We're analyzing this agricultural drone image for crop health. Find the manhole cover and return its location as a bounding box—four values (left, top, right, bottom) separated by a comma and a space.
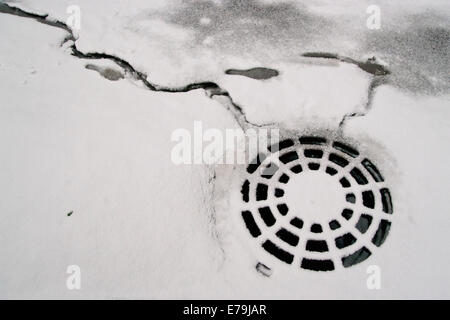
240, 136, 393, 272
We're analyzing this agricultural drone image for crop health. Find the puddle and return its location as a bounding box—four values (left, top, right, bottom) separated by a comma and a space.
302, 52, 390, 76
225, 67, 279, 80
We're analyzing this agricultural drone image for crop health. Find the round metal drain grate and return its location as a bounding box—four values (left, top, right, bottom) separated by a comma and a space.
240, 136, 393, 272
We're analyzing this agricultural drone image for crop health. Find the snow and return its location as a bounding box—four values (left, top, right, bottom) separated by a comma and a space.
217, 61, 372, 128
10, 0, 449, 94
0, 0, 449, 299
344, 86, 450, 298
0, 13, 238, 298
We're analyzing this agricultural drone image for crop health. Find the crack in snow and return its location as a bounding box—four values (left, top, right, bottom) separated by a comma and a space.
0, 3, 73, 36
301, 52, 391, 128
338, 76, 388, 128
0, 2, 261, 130
0, 3, 387, 131
204, 167, 227, 268
1, 3, 401, 276
1, 2, 249, 264
301, 52, 390, 76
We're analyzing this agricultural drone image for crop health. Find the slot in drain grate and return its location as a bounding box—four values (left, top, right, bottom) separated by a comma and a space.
240, 136, 393, 272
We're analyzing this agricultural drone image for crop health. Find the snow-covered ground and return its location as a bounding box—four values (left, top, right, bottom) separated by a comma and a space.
0, 0, 449, 299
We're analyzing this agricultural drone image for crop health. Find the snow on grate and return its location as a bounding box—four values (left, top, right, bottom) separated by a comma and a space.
240, 136, 393, 272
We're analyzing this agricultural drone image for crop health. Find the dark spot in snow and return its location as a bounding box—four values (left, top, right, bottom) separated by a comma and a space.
357, 58, 390, 76
85, 64, 124, 81
225, 67, 279, 80
302, 52, 339, 59
302, 52, 390, 76
256, 262, 272, 277
67, 211, 73, 217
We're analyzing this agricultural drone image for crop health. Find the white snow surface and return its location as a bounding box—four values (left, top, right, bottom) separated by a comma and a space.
0, 14, 239, 299
0, 0, 449, 299
217, 61, 371, 128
